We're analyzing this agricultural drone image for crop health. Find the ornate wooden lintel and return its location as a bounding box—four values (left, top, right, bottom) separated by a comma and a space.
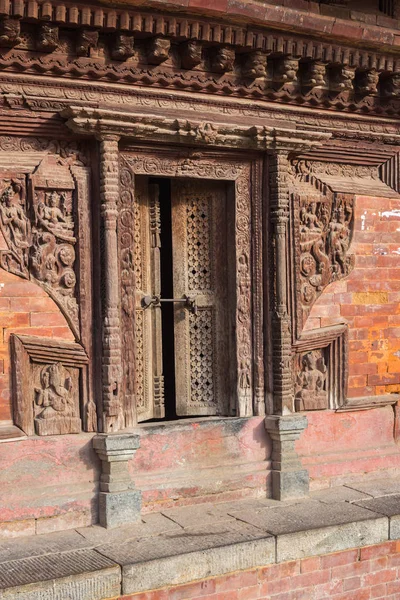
62, 106, 330, 153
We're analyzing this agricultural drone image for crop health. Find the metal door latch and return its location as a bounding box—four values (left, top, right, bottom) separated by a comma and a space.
142, 294, 197, 314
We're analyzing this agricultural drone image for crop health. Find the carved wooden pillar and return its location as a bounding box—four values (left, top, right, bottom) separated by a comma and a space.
98, 135, 124, 432
269, 151, 294, 415
266, 149, 309, 500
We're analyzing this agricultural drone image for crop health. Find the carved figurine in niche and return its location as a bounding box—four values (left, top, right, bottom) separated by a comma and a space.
0, 18, 21, 47
242, 51, 268, 79
355, 69, 379, 95
381, 72, 400, 98
295, 351, 328, 411
112, 33, 134, 61
180, 40, 202, 70
210, 47, 235, 74
34, 362, 81, 435
36, 23, 59, 52
76, 30, 99, 57
0, 182, 31, 277
273, 57, 298, 85
301, 61, 327, 88
329, 66, 355, 92
147, 37, 171, 65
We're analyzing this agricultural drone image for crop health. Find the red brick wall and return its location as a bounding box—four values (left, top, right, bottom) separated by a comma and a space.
0, 270, 74, 422
305, 194, 400, 399
118, 541, 400, 600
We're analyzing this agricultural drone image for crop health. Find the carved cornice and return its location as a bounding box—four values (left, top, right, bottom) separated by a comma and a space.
0, 4, 399, 117
62, 106, 331, 152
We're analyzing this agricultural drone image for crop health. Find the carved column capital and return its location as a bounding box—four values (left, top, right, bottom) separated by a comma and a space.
96, 133, 121, 143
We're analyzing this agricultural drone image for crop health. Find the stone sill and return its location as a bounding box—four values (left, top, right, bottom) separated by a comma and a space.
0, 423, 26, 443
1, 479, 400, 598
337, 393, 400, 411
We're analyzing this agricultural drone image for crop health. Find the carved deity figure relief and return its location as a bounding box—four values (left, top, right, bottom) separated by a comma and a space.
0, 160, 79, 336
34, 362, 81, 435
295, 350, 328, 411
295, 181, 354, 323
0, 181, 31, 278
36, 191, 74, 239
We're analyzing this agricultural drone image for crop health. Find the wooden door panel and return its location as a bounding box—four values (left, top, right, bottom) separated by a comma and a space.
171, 179, 228, 416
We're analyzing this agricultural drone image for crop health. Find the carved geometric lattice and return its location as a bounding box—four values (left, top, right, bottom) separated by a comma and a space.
189, 309, 215, 406
187, 196, 212, 291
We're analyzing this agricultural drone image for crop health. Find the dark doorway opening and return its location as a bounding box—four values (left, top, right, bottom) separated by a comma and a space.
150, 177, 177, 420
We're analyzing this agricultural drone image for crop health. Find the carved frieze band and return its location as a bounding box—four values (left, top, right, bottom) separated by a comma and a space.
1, 7, 400, 116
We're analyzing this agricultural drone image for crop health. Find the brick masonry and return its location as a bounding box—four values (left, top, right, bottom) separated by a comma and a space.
0, 269, 74, 422
117, 541, 400, 600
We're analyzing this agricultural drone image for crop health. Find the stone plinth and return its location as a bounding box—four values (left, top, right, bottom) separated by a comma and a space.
93, 433, 141, 528
265, 414, 309, 501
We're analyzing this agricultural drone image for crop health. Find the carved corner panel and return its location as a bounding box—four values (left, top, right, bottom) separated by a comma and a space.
118, 149, 263, 419
11, 334, 95, 435
287, 160, 358, 413
290, 176, 355, 337
0, 150, 92, 344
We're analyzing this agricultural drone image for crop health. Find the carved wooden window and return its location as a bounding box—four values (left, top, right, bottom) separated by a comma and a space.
119, 150, 262, 422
